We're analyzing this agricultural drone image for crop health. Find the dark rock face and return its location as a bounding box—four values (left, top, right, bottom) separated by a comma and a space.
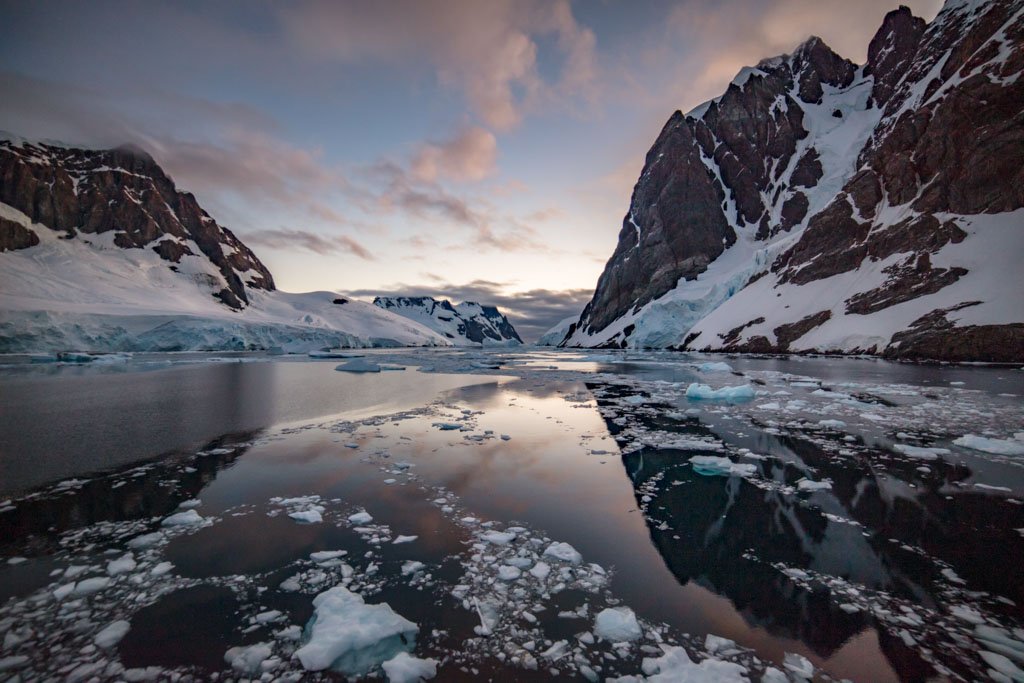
0, 216, 39, 251
0, 139, 275, 309
571, 35, 860, 341
885, 302, 1024, 363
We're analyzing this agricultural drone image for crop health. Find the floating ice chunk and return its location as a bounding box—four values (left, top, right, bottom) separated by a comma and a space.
704, 634, 736, 654
72, 576, 110, 596
817, 419, 846, 429
954, 435, 1024, 456
893, 444, 949, 460
177, 498, 202, 509
348, 511, 374, 525
783, 652, 814, 679
401, 561, 425, 576
797, 479, 832, 492
623, 395, 649, 405
594, 607, 642, 642
543, 542, 582, 565
295, 586, 418, 674
53, 583, 76, 600
689, 456, 756, 478
290, 509, 324, 524
126, 532, 162, 548
381, 652, 438, 683
500, 434, 511, 441
658, 438, 725, 452
480, 530, 517, 546
529, 561, 551, 580
224, 642, 273, 674
432, 422, 462, 431
698, 361, 733, 372
311, 550, 348, 562
640, 645, 749, 682
685, 383, 755, 402
106, 553, 136, 575
393, 535, 418, 545
151, 561, 174, 576
335, 359, 381, 373
94, 620, 130, 648
161, 509, 206, 527
256, 610, 283, 624
497, 566, 521, 581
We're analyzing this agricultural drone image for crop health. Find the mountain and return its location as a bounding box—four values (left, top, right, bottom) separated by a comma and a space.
537, 315, 579, 346
373, 296, 522, 346
0, 137, 450, 352
563, 0, 1024, 362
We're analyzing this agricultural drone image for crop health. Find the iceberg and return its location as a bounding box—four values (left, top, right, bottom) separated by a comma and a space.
295, 586, 418, 674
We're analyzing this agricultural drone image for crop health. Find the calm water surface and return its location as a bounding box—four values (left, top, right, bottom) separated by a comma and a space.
1, 350, 1021, 681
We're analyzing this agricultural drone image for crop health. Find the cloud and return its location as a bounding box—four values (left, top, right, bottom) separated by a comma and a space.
652, 0, 943, 113
347, 279, 592, 342
245, 229, 374, 260
411, 126, 498, 183
279, 0, 598, 129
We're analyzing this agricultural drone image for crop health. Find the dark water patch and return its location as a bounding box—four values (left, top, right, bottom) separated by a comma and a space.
120, 585, 244, 671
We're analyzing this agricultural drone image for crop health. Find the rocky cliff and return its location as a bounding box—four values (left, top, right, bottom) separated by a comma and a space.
563, 0, 1024, 362
0, 137, 274, 309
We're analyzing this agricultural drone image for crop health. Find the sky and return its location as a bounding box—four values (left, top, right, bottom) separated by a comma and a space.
0, 0, 941, 340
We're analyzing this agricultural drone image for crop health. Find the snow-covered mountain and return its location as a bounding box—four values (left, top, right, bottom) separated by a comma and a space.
562, 0, 1024, 362
0, 137, 450, 352
537, 315, 579, 346
373, 296, 522, 346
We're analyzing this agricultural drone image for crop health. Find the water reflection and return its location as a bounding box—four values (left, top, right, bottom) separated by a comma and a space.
599, 386, 1024, 681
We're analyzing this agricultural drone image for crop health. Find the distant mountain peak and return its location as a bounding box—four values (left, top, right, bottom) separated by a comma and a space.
373, 295, 522, 346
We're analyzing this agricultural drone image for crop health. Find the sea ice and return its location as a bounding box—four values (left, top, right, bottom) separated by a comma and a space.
289, 509, 324, 524
640, 645, 749, 682
381, 652, 438, 683
685, 383, 755, 402
953, 434, 1024, 456
393, 535, 418, 544
797, 479, 832, 492
348, 511, 374, 525
335, 359, 382, 373
160, 509, 205, 526
698, 362, 734, 372
480, 530, 517, 545
94, 620, 130, 648
106, 552, 136, 575
295, 586, 418, 674
689, 456, 756, 478
893, 444, 949, 460
543, 542, 583, 564
224, 642, 273, 675
594, 607, 642, 642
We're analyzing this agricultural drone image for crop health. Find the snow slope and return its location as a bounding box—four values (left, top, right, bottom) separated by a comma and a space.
0, 202, 450, 352
537, 315, 579, 346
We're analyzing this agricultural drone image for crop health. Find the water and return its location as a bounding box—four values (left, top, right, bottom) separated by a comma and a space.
1, 349, 1022, 681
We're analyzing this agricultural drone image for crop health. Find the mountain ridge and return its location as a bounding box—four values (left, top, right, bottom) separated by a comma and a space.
561, 0, 1024, 362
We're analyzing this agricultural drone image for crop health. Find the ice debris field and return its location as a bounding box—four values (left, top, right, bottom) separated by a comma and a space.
0, 347, 1023, 682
